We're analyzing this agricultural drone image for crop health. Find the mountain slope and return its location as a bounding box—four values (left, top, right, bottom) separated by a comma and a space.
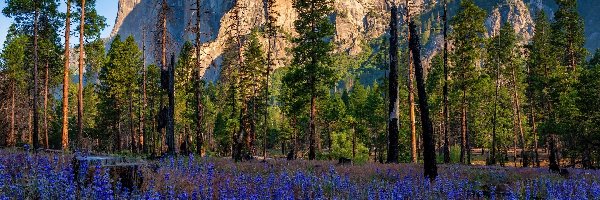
110, 0, 596, 81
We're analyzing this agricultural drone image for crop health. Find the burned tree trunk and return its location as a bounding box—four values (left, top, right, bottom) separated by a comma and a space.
386, 5, 400, 164
409, 21, 437, 179
548, 134, 560, 172
165, 54, 175, 155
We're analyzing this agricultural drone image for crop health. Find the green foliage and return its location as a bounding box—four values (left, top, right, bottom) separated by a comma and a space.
96, 35, 142, 151
1, 31, 29, 89
450, 0, 487, 92
330, 131, 369, 163
284, 0, 337, 101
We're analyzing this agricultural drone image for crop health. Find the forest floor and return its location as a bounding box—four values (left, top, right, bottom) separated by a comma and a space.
1, 148, 599, 199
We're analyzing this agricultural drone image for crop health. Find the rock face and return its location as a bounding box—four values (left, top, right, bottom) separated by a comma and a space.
109, 0, 596, 81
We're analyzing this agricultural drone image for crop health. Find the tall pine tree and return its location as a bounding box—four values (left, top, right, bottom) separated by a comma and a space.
284, 0, 336, 160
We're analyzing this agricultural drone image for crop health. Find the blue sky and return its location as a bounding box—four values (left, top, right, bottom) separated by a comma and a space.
0, 0, 118, 46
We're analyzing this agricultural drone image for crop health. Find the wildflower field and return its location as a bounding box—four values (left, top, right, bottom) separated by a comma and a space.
0, 149, 599, 200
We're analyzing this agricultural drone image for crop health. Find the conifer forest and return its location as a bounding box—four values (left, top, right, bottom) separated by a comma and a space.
1, 0, 600, 199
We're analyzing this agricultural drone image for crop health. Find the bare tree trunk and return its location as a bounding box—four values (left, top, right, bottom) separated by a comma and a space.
532, 109, 539, 167
140, 31, 147, 153
549, 134, 560, 172
308, 95, 317, 160
62, 0, 71, 151
28, 103, 32, 144
460, 89, 467, 164
262, 0, 274, 160
352, 125, 356, 160
130, 95, 136, 153
409, 21, 437, 179
9, 82, 16, 147
511, 67, 526, 167
491, 51, 500, 165
386, 6, 400, 164
166, 54, 175, 155
195, 0, 205, 156
406, 0, 417, 164
32, 8, 41, 151
442, 0, 450, 164
44, 61, 49, 149
77, 0, 86, 150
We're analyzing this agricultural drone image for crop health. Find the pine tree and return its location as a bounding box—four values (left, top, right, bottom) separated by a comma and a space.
0, 28, 29, 147
487, 23, 525, 166
3, 0, 61, 151
62, 0, 72, 151
73, 0, 107, 149
526, 10, 555, 168
98, 35, 142, 152
450, 0, 486, 164
551, 0, 586, 72
576, 50, 600, 169
284, 0, 336, 160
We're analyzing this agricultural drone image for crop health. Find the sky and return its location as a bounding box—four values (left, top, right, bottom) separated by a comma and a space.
0, 0, 118, 46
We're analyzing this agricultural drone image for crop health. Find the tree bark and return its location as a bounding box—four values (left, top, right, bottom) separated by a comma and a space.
548, 134, 560, 172
166, 54, 175, 155
9, 82, 16, 147
386, 6, 400, 164
44, 61, 49, 149
195, 0, 205, 156
405, 0, 418, 164
442, 0, 450, 164
511, 67, 526, 167
130, 95, 136, 153
32, 8, 40, 151
262, 0, 274, 160
62, 0, 71, 151
77, 0, 86, 150
140, 31, 147, 153
308, 95, 317, 160
460, 89, 467, 164
490, 50, 500, 165
409, 21, 437, 179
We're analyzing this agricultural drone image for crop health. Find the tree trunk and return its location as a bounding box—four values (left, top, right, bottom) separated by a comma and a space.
406, 0, 417, 164
195, 0, 205, 156
352, 125, 356, 160
548, 134, 560, 172
511, 67, 526, 167
386, 6, 400, 164
140, 31, 147, 154
490, 55, 500, 165
442, 0, 450, 164
460, 89, 467, 164
129, 96, 136, 153
9, 82, 16, 147
31, 8, 41, 151
44, 61, 49, 149
62, 0, 71, 151
166, 54, 175, 155
308, 95, 317, 160
77, 0, 86, 150
532, 111, 539, 167
409, 21, 437, 179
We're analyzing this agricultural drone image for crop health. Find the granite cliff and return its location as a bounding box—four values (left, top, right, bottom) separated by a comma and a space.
109, 0, 596, 81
